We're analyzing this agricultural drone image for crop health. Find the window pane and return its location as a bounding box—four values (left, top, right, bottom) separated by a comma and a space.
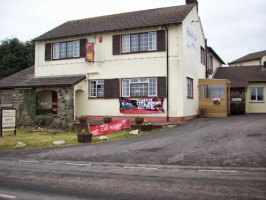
73, 41, 80, 57
122, 35, 130, 53
187, 78, 192, 97
67, 42, 73, 57
130, 83, 148, 97
148, 32, 157, 51
201, 84, 224, 98
90, 81, 97, 97
140, 33, 148, 51
148, 78, 157, 96
97, 83, 104, 97
122, 80, 130, 97
250, 88, 256, 101
53, 43, 60, 59
257, 88, 264, 101
131, 34, 139, 52
60, 43, 66, 58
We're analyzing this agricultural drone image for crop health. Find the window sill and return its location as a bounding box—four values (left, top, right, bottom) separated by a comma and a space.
51, 56, 84, 61
187, 97, 193, 99
249, 101, 264, 103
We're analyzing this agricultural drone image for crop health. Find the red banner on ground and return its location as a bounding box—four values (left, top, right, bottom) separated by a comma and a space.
90, 119, 130, 136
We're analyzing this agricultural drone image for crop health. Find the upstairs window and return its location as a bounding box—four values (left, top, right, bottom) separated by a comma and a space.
201, 46, 205, 65
250, 88, 264, 102
53, 40, 80, 60
122, 32, 157, 53
207, 55, 213, 70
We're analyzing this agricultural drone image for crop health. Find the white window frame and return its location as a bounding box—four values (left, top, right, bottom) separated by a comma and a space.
90, 80, 104, 98
122, 32, 157, 54
122, 78, 157, 97
53, 40, 80, 59
148, 32, 157, 51
122, 35, 130, 53
250, 87, 264, 102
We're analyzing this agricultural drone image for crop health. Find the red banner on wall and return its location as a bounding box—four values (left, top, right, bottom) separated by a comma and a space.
85, 42, 94, 62
119, 97, 164, 113
90, 119, 129, 136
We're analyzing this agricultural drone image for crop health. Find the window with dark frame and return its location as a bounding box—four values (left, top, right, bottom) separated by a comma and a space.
90, 80, 104, 98
53, 40, 80, 59
187, 78, 193, 98
200, 46, 205, 65
122, 32, 157, 54
208, 54, 213, 70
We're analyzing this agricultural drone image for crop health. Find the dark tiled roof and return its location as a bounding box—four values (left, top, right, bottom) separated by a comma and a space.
0, 66, 86, 88
213, 66, 266, 88
229, 50, 266, 64
34, 4, 195, 41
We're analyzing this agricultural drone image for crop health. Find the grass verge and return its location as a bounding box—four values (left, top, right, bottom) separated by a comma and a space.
0, 128, 159, 152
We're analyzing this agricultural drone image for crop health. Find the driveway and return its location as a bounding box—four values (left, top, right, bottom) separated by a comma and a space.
1, 114, 266, 167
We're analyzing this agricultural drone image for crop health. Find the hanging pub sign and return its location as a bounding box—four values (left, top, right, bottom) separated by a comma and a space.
85, 41, 94, 62
119, 97, 164, 113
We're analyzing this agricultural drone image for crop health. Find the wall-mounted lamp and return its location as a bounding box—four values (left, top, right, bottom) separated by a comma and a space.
99, 36, 102, 42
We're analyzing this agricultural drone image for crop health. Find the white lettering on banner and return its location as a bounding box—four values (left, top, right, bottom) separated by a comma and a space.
136, 99, 162, 110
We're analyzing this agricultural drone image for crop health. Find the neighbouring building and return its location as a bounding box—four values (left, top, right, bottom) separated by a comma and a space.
228, 50, 266, 67
213, 64, 266, 114
0, 0, 225, 125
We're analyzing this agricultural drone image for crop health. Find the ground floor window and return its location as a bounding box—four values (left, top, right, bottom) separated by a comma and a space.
187, 77, 193, 98
122, 78, 157, 97
90, 80, 104, 98
0, 90, 13, 105
250, 87, 264, 102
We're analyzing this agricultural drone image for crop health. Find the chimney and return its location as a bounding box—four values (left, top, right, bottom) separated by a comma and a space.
186, 0, 198, 11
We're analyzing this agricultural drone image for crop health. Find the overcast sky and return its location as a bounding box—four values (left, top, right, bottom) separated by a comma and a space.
0, 0, 265, 64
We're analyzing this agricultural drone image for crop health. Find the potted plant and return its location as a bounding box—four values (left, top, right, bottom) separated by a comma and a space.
103, 114, 112, 124
135, 115, 144, 125
77, 129, 92, 143
140, 120, 152, 131
78, 115, 87, 124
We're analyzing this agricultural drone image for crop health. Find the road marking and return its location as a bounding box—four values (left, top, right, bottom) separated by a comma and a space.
198, 169, 237, 173
19, 160, 39, 164
0, 193, 16, 199
124, 166, 157, 170
65, 162, 92, 167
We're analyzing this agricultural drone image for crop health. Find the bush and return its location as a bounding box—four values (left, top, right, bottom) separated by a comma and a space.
34, 115, 55, 128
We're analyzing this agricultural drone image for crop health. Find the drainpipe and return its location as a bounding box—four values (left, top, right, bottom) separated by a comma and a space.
165, 26, 169, 122
205, 39, 208, 79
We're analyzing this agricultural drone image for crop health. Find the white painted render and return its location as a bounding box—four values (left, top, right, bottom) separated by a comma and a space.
246, 83, 266, 113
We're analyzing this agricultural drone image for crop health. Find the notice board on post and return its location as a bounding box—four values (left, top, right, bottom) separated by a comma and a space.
0, 108, 17, 137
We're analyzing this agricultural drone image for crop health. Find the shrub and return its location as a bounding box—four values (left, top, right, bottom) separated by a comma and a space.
34, 115, 55, 128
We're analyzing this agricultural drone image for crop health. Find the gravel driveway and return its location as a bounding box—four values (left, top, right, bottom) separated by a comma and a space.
1, 114, 266, 167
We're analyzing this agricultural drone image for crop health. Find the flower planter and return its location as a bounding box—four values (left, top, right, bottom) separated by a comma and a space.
135, 117, 144, 125
140, 124, 152, 131
103, 117, 112, 124
77, 133, 92, 143
79, 117, 87, 124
